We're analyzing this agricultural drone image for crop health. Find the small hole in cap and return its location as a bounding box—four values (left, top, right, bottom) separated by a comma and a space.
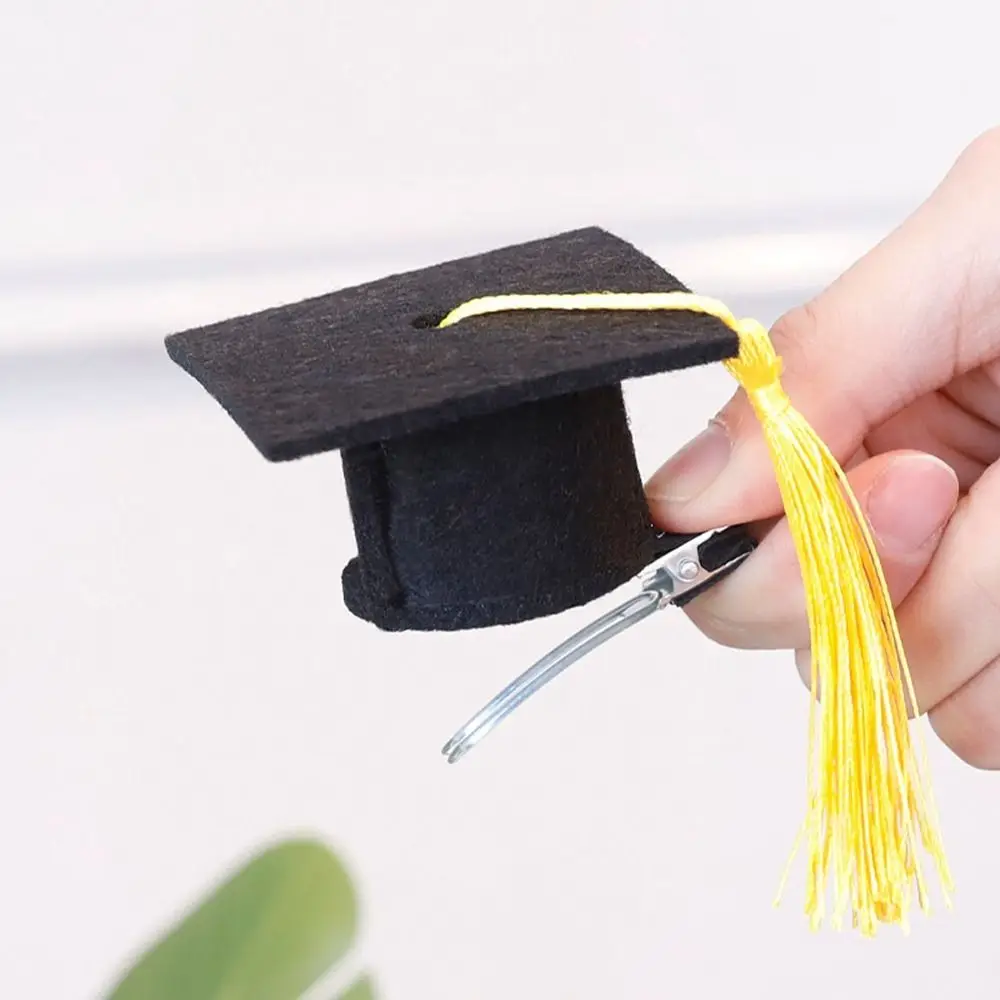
412, 312, 447, 329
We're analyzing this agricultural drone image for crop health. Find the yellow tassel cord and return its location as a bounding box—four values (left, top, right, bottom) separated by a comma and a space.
439, 292, 953, 935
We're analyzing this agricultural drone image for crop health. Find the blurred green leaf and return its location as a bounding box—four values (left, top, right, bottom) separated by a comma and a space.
106, 839, 357, 1000
335, 975, 377, 1000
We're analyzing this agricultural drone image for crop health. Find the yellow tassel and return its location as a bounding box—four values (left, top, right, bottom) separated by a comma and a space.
439, 291, 953, 935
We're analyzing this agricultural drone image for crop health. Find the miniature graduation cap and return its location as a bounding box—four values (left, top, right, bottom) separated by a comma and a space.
165, 227, 742, 633
165, 225, 952, 936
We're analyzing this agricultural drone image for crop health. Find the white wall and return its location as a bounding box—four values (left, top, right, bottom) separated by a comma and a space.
4, 0, 995, 262
3, 0, 998, 353
2, 2, 1000, 998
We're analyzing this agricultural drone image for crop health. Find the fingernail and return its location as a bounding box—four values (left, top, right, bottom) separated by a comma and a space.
646, 420, 732, 503
866, 454, 958, 553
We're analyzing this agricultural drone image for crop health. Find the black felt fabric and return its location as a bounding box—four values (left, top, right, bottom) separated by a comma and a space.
341, 385, 654, 631
165, 227, 737, 461
163, 226, 741, 632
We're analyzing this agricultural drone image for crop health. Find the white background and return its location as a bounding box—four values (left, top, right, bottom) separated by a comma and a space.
2, 1, 1000, 997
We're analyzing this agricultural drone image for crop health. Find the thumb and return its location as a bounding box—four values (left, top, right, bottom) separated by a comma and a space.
647, 127, 1000, 532
681, 449, 958, 653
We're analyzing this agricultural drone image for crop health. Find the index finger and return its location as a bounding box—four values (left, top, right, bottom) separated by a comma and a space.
647, 128, 1000, 533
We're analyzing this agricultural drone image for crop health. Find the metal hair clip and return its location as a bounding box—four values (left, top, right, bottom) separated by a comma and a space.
442, 524, 757, 763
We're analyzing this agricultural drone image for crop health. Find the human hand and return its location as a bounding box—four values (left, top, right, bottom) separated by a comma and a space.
646, 128, 1000, 769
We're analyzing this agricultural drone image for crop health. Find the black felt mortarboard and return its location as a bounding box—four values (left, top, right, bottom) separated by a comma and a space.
164, 226, 961, 938
165, 227, 738, 632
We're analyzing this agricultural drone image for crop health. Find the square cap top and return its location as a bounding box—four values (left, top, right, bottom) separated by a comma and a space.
165, 226, 738, 461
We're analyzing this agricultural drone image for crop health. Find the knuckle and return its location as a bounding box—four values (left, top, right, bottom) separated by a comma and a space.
955, 737, 1000, 771
769, 298, 872, 444
769, 301, 821, 366
923, 482, 1000, 770
929, 631, 1000, 769
931, 679, 1000, 770
959, 482, 1000, 619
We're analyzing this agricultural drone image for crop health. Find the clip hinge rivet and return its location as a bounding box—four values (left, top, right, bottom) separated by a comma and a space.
674, 558, 700, 582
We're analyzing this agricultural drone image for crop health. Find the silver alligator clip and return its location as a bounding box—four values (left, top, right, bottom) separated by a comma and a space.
442, 525, 756, 763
